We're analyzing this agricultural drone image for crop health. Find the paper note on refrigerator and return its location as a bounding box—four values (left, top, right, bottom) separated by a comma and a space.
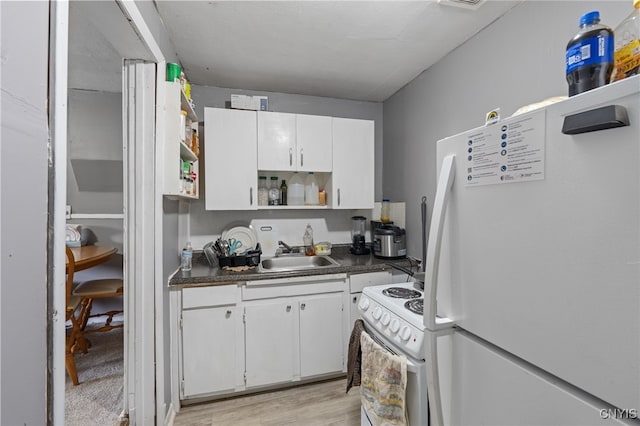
464, 110, 545, 187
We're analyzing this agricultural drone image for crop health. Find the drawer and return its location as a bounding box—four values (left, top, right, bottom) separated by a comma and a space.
349, 271, 392, 293
182, 284, 239, 309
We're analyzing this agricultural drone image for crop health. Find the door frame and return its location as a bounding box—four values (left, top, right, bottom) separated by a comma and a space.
51, 1, 167, 424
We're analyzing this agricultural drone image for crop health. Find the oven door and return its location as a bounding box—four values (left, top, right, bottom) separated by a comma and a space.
361, 327, 429, 426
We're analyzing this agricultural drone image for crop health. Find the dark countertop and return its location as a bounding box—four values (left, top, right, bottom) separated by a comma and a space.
169, 244, 420, 288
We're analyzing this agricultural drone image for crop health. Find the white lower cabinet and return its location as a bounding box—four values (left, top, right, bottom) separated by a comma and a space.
179, 285, 244, 399
177, 275, 347, 403
243, 274, 347, 389
244, 300, 296, 387
299, 293, 344, 377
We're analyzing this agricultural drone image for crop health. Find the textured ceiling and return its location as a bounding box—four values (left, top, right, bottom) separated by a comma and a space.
69, 1, 520, 101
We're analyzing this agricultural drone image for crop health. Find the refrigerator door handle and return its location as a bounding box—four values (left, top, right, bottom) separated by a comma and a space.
424, 154, 456, 331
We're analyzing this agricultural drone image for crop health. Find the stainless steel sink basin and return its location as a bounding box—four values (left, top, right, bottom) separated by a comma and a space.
260, 255, 340, 272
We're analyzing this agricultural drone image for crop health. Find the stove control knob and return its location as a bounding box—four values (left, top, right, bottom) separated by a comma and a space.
389, 319, 400, 333
372, 307, 383, 320
358, 298, 370, 311
399, 326, 412, 341
381, 312, 391, 326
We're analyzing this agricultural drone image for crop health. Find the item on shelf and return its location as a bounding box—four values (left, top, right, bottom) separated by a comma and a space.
268, 176, 280, 205
166, 63, 181, 82
288, 172, 305, 205
230, 94, 269, 111
318, 189, 326, 206
184, 82, 191, 100
611, 0, 640, 82
279, 179, 288, 205
180, 110, 187, 142
304, 172, 319, 205
258, 176, 269, 206
303, 224, 315, 256
566, 10, 614, 96
191, 126, 199, 156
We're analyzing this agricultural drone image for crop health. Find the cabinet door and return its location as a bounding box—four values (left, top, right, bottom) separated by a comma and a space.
257, 111, 296, 171
181, 306, 241, 397
204, 107, 257, 210
245, 301, 296, 387
331, 117, 374, 209
299, 293, 344, 378
296, 114, 332, 172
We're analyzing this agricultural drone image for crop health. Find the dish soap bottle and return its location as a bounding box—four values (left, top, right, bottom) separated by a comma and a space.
303, 224, 315, 256
611, 0, 640, 82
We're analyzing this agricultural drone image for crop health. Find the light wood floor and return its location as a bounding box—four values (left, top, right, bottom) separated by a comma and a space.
173, 378, 361, 426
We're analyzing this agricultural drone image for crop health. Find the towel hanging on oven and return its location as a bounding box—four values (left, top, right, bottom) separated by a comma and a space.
346, 319, 365, 393
360, 332, 408, 426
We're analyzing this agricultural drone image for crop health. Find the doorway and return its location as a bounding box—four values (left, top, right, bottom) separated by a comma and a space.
57, 1, 161, 425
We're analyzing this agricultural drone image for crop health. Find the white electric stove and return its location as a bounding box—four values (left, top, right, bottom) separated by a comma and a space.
357, 281, 429, 426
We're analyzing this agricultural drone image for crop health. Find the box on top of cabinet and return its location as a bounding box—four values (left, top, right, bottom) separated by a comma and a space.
231, 94, 268, 111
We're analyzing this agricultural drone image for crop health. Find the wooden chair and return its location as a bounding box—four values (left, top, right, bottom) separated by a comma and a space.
72, 274, 124, 335
65, 246, 87, 385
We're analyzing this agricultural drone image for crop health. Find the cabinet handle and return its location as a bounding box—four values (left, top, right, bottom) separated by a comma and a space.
353, 296, 357, 303
289, 148, 293, 166
226, 310, 232, 316
338, 188, 341, 206
286, 305, 292, 312
249, 187, 253, 205
300, 149, 304, 167
301, 303, 306, 310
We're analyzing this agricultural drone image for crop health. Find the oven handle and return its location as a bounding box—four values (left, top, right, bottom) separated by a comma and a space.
365, 330, 422, 372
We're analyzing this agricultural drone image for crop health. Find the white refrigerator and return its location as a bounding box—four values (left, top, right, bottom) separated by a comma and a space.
424, 75, 640, 426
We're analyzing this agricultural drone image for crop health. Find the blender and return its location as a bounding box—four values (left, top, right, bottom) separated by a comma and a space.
350, 216, 370, 255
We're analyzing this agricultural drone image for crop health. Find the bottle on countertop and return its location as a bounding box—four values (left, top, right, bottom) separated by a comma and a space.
611, 0, 640, 82
279, 179, 288, 205
288, 172, 305, 206
181, 241, 193, 271
268, 176, 280, 205
566, 10, 614, 96
381, 198, 391, 223
303, 224, 315, 256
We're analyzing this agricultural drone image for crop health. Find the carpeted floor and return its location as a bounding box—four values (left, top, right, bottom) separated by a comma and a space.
65, 326, 124, 426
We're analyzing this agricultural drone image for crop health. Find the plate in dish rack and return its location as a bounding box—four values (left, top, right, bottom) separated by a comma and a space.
222, 225, 258, 252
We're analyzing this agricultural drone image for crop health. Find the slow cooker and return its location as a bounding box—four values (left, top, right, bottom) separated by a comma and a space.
372, 225, 407, 259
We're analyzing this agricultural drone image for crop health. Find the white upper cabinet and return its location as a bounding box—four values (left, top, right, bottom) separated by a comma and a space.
204, 107, 257, 210
295, 114, 332, 172
331, 117, 374, 209
258, 111, 332, 172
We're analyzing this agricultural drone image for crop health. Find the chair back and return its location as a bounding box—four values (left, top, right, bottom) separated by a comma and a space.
65, 246, 75, 310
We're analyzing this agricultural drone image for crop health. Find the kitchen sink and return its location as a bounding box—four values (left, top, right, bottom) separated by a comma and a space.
260, 255, 340, 272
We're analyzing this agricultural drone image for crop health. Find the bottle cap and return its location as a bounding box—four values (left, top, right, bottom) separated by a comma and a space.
579, 11, 600, 26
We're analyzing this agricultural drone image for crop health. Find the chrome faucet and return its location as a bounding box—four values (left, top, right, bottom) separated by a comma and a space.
278, 240, 293, 252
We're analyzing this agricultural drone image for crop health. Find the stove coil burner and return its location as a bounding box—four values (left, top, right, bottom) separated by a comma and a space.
404, 298, 424, 315
382, 287, 422, 299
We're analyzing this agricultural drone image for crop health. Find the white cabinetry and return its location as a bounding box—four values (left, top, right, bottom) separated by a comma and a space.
331, 117, 374, 209
204, 107, 257, 210
179, 285, 243, 399
244, 300, 296, 387
164, 81, 199, 199
257, 111, 332, 172
243, 274, 346, 388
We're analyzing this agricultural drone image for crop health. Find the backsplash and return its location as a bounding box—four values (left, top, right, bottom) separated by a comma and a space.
188, 202, 405, 257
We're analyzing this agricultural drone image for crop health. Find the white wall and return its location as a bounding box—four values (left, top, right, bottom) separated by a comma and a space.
0, 1, 50, 424
383, 1, 630, 259
188, 85, 384, 249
